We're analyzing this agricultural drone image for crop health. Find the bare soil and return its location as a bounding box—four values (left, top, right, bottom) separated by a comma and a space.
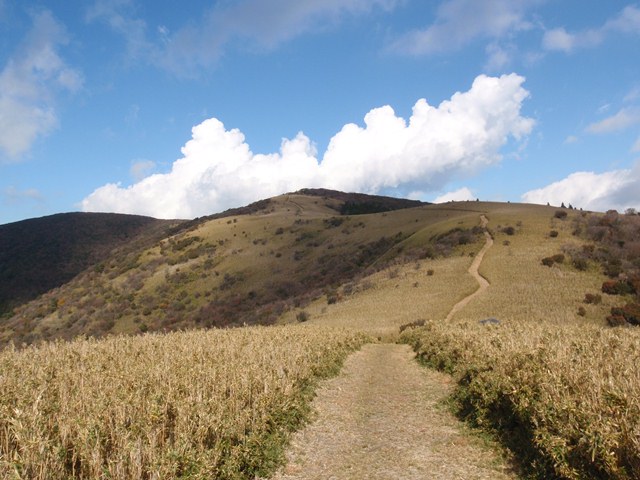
445, 214, 493, 321
270, 343, 517, 480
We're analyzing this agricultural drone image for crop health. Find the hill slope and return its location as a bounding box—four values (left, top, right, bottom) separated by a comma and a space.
1, 191, 434, 345
0, 212, 184, 318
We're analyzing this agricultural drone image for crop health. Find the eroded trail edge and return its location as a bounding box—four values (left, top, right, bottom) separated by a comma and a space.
270, 344, 516, 480
445, 214, 493, 322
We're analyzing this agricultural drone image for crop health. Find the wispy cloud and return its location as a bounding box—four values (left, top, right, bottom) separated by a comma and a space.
543, 4, 640, 53
388, 0, 541, 56
0, 10, 82, 160
85, 0, 152, 62
129, 159, 156, 181
87, 0, 400, 75
585, 108, 640, 134
81, 73, 534, 218
2, 186, 44, 205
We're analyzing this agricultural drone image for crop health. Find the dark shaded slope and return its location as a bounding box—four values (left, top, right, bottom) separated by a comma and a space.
295, 188, 427, 214
0, 212, 183, 316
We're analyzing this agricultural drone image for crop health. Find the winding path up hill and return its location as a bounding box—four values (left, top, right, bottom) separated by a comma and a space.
270, 216, 518, 479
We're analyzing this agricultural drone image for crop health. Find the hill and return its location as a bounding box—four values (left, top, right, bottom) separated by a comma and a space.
0, 212, 185, 318
0, 190, 431, 346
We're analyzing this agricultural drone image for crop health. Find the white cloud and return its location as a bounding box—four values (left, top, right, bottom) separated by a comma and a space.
564, 135, 578, 144
543, 5, 640, 53
0, 10, 82, 160
389, 0, 540, 55
541, 27, 575, 52
87, 0, 400, 74
632, 137, 640, 152
81, 73, 534, 218
585, 108, 640, 134
432, 187, 475, 203
522, 163, 640, 212
130, 159, 156, 181
484, 42, 512, 71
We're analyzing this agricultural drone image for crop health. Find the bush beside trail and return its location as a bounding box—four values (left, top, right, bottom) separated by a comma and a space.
401, 320, 640, 479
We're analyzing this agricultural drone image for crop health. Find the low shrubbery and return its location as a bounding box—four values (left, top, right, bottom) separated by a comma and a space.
401, 320, 640, 479
541, 253, 564, 267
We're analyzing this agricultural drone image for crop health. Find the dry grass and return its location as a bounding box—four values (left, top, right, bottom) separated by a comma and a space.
401, 320, 640, 479
0, 325, 368, 479
453, 206, 615, 325
283, 254, 479, 336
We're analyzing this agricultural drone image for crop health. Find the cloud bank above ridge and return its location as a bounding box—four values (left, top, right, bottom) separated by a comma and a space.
522, 164, 640, 212
81, 73, 534, 219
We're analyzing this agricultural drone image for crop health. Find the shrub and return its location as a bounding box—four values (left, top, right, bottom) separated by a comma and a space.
502, 226, 516, 236
549, 230, 559, 238
572, 257, 588, 271
296, 311, 309, 322
326, 291, 339, 305
541, 257, 554, 267
606, 313, 627, 327
427, 269, 435, 276
399, 319, 426, 333
577, 306, 586, 317
609, 303, 640, 326
584, 293, 602, 305
554, 210, 568, 219
602, 280, 634, 296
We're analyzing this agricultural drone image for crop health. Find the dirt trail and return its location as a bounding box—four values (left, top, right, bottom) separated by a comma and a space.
269, 215, 512, 479
271, 343, 516, 480
444, 215, 493, 322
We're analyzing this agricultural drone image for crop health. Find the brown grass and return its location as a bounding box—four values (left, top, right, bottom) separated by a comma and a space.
0, 325, 368, 479
401, 320, 640, 479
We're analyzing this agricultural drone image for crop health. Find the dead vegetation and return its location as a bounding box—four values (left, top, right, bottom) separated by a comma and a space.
401, 320, 640, 479
0, 325, 368, 479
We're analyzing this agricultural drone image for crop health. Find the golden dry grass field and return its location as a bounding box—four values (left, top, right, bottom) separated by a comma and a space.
0, 326, 368, 479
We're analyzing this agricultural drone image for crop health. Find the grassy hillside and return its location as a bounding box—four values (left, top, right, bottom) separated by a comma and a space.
0, 212, 184, 318
1, 191, 472, 347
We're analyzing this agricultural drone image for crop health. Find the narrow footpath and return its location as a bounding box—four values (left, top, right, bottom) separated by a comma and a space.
270, 216, 515, 479
445, 214, 493, 322
271, 344, 515, 480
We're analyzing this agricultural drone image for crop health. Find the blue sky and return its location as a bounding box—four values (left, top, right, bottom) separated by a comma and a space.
2, 0, 640, 224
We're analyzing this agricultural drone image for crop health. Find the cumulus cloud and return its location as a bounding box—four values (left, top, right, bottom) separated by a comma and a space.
81, 73, 534, 218
389, 0, 540, 56
585, 108, 640, 134
543, 4, 640, 53
87, 0, 400, 74
0, 10, 82, 160
432, 187, 475, 203
522, 163, 640, 212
